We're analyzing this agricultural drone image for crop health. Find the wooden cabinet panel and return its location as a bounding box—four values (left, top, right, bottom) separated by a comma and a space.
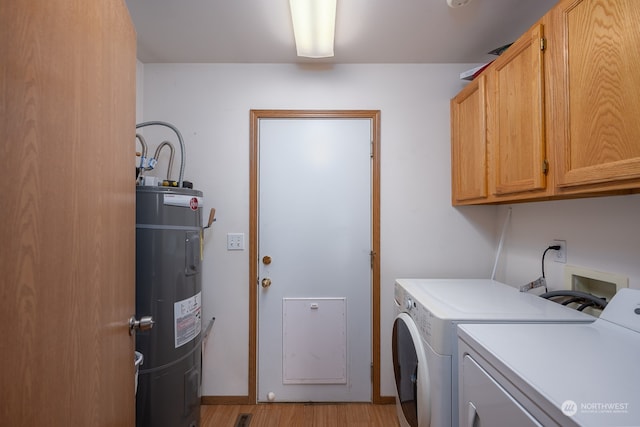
451, 75, 488, 203
552, 0, 640, 190
492, 24, 547, 196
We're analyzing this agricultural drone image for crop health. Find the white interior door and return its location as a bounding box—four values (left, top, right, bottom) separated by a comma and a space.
258, 118, 372, 402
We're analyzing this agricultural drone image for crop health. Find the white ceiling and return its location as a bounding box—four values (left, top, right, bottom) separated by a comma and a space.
125, 0, 557, 64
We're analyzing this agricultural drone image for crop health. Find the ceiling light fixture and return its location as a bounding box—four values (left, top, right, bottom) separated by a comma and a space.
289, 0, 337, 58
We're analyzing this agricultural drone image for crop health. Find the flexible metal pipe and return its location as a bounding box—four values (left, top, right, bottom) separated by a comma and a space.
153, 141, 175, 181
135, 133, 149, 183
135, 121, 186, 187
135, 133, 148, 168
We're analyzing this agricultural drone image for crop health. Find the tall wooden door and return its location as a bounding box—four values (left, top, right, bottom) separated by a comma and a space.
0, 1, 137, 425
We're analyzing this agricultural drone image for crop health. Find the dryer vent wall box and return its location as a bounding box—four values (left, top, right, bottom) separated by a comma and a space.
564, 265, 628, 302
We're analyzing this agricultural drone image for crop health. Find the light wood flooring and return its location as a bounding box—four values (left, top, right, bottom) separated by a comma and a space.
201, 403, 400, 427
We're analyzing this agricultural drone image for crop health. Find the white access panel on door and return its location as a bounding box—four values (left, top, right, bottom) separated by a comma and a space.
282, 298, 347, 384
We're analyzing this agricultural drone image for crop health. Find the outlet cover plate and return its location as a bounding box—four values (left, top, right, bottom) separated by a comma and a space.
553, 239, 566, 263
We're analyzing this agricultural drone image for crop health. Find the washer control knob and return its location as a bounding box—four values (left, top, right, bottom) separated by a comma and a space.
405, 298, 413, 310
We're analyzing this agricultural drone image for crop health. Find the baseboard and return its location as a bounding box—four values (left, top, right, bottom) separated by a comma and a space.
377, 396, 395, 405
201, 395, 252, 405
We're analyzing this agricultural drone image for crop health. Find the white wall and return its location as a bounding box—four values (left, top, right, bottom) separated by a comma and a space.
136, 62, 640, 399
494, 195, 640, 291
138, 63, 499, 397
135, 60, 144, 123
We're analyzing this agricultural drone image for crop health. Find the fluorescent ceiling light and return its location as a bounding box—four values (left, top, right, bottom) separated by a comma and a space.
289, 0, 337, 58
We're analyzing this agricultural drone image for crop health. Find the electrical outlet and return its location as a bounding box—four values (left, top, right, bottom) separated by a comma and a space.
553, 239, 566, 263
227, 233, 245, 251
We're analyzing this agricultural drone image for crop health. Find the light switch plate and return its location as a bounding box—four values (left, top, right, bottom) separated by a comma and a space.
227, 233, 245, 251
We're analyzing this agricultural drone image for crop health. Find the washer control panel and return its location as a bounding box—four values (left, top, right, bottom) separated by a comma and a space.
395, 281, 433, 342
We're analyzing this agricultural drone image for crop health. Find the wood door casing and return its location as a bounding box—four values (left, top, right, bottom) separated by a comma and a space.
0, 1, 136, 425
248, 110, 385, 404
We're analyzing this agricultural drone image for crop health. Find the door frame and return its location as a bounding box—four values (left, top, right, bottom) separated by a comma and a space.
249, 109, 382, 403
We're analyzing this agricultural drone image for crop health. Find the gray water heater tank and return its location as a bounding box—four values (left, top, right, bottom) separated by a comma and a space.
135, 186, 203, 427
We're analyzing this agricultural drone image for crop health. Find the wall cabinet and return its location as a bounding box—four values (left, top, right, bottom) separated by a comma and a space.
491, 23, 548, 198
451, 75, 488, 203
451, 0, 640, 205
550, 0, 640, 194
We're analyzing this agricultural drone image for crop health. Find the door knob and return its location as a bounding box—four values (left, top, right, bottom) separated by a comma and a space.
129, 315, 154, 335
261, 278, 272, 288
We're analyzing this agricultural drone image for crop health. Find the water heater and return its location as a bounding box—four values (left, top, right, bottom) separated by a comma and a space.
135, 186, 203, 427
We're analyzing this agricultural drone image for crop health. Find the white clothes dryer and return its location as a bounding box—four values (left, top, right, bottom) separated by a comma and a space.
392, 278, 594, 427
458, 288, 640, 427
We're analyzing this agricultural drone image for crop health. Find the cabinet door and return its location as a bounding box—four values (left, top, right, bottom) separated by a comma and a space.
492, 24, 547, 196
451, 74, 488, 204
552, 0, 640, 189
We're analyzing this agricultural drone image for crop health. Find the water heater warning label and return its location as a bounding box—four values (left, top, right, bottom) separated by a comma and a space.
174, 292, 202, 348
164, 194, 204, 209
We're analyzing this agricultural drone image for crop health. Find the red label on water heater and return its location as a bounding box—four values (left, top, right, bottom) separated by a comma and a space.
189, 197, 198, 211
163, 194, 203, 209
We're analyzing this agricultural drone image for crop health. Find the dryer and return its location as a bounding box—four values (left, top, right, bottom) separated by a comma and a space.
392, 278, 594, 427
458, 288, 640, 427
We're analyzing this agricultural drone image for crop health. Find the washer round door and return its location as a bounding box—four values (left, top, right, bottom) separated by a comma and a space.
392, 313, 431, 427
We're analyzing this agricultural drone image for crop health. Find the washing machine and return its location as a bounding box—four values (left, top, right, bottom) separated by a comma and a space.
392, 278, 595, 427
457, 288, 640, 427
